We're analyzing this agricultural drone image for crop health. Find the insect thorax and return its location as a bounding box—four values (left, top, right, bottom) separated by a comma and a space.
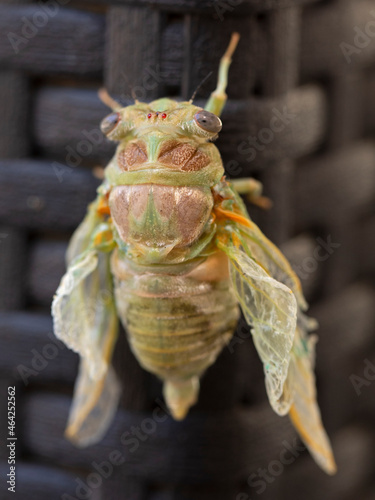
106, 131, 224, 266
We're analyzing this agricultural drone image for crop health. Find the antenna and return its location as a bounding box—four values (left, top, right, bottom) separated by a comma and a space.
98, 88, 122, 110
189, 71, 213, 103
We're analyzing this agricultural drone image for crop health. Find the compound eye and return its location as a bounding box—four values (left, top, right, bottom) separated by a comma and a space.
194, 110, 222, 134
100, 112, 121, 135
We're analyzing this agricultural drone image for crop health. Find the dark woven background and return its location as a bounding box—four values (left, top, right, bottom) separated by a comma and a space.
0, 0, 375, 499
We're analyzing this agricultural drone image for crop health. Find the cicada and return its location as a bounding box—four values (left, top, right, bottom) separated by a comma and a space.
52, 33, 336, 474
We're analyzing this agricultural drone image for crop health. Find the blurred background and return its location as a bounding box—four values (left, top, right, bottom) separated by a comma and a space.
0, 0, 375, 499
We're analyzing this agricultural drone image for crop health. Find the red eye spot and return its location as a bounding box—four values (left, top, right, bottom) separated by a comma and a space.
161, 113, 167, 119
147, 113, 152, 119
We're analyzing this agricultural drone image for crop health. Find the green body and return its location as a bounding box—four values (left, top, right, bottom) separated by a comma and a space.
52, 36, 336, 473
104, 98, 239, 418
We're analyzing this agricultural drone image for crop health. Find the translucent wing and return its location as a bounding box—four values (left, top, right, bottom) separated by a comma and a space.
215, 178, 336, 473
216, 181, 307, 309
65, 357, 120, 447
287, 315, 337, 474
217, 234, 297, 415
52, 196, 120, 446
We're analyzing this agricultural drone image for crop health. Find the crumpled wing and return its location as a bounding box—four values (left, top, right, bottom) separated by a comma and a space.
217, 236, 297, 415
66, 200, 103, 266
65, 359, 121, 447
286, 316, 337, 474
52, 199, 120, 446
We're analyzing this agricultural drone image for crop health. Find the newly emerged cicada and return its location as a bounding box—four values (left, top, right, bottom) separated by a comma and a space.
52, 34, 336, 474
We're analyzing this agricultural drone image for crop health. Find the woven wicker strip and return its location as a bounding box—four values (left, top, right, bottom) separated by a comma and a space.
0, 1, 374, 499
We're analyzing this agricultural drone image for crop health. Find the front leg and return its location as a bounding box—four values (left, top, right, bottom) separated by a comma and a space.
204, 33, 240, 117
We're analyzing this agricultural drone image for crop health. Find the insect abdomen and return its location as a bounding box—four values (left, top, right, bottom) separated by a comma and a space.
111, 250, 239, 418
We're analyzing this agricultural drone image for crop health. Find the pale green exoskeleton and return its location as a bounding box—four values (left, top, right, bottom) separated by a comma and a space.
52, 34, 336, 474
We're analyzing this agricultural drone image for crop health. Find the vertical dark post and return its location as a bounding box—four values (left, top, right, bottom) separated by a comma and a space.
0, 0, 30, 468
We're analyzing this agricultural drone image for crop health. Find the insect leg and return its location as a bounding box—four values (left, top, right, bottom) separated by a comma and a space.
230, 178, 273, 209
204, 32, 240, 117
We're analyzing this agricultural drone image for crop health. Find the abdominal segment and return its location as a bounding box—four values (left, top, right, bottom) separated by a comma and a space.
111, 250, 239, 383
109, 184, 213, 251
